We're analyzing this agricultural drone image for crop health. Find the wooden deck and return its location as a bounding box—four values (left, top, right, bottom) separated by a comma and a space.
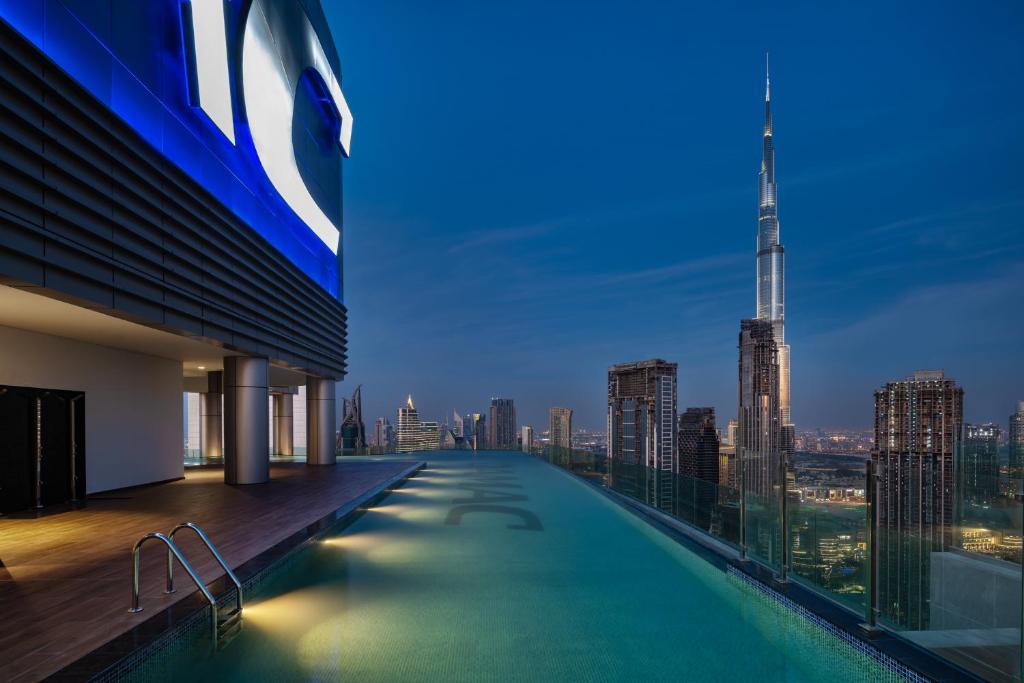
0, 459, 419, 682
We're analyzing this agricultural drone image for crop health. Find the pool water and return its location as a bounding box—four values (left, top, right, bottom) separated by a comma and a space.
168, 451, 900, 682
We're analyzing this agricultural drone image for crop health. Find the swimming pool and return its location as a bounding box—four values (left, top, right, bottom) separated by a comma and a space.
160, 451, 907, 682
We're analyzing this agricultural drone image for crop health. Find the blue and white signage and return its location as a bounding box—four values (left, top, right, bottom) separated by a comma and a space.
0, 0, 353, 299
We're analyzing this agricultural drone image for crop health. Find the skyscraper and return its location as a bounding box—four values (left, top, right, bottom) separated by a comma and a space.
737, 319, 782, 499
463, 412, 486, 450
755, 58, 794, 447
339, 385, 367, 455
607, 360, 677, 471
872, 370, 963, 629
1010, 401, 1024, 479
549, 407, 573, 451
488, 398, 517, 449
962, 423, 1000, 506
396, 395, 426, 453
521, 425, 534, 453
678, 407, 720, 484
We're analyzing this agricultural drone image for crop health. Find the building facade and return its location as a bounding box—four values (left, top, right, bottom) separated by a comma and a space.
0, 1, 352, 509
549, 407, 573, 452
961, 423, 1000, 506
872, 370, 963, 630
678, 407, 720, 484
607, 360, 677, 471
737, 319, 782, 500
488, 398, 517, 449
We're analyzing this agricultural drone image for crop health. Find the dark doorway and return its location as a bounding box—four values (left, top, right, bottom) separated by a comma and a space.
0, 385, 85, 514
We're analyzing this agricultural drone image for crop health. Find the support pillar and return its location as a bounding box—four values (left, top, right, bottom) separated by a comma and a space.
306, 377, 336, 465
199, 371, 223, 459
272, 392, 294, 456
223, 357, 269, 484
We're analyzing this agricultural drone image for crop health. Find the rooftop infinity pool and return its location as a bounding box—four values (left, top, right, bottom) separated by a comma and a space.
160, 450, 903, 682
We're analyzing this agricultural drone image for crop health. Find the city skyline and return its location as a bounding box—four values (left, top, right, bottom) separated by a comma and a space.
325, 1, 1023, 432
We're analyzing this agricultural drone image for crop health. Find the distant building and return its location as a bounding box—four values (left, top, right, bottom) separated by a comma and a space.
719, 446, 737, 489
488, 398, 517, 449
872, 370, 963, 630
462, 412, 486, 450
521, 425, 534, 453
396, 396, 427, 453
453, 410, 464, 438
339, 385, 367, 455
421, 421, 440, 451
962, 423, 1000, 506
724, 419, 738, 447
607, 359, 677, 471
373, 416, 394, 450
549, 407, 573, 451
1010, 401, 1024, 479
737, 319, 782, 499
678, 408, 720, 484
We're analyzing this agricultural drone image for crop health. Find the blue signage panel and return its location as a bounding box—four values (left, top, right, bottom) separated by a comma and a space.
0, 0, 351, 300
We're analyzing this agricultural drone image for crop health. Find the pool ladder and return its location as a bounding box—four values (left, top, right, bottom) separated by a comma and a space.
129, 522, 243, 649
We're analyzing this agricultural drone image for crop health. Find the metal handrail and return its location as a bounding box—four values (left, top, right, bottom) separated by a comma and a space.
167, 522, 243, 613
129, 532, 218, 644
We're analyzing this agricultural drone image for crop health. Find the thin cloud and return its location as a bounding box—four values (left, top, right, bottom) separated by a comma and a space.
447, 219, 563, 254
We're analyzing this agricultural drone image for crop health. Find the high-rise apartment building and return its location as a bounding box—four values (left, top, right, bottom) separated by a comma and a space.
396, 396, 426, 453
962, 423, 1000, 506
521, 426, 534, 453
678, 408, 720, 484
1010, 401, 1024, 479
872, 370, 963, 630
488, 398, 517, 449
737, 319, 782, 499
607, 360, 677, 471
549, 407, 574, 452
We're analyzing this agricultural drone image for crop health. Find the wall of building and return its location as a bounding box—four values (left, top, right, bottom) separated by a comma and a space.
0, 324, 183, 493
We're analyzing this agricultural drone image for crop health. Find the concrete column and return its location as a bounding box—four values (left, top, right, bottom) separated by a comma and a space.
272, 392, 294, 456
306, 378, 336, 465
223, 357, 269, 484
199, 371, 223, 459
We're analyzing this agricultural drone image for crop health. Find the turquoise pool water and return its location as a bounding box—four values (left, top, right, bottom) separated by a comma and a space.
168, 451, 900, 682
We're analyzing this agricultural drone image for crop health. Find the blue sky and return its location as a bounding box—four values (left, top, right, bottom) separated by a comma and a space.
323, 0, 1024, 432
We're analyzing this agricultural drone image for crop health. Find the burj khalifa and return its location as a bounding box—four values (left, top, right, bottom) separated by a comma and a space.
756, 58, 792, 429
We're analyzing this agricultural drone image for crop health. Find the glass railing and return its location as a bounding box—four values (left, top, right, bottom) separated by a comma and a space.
532, 444, 1022, 682
533, 446, 743, 550
877, 459, 1021, 683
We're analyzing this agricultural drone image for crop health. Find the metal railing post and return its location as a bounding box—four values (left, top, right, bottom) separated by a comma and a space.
739, 447, 747, 561
778, 449, 789, 582
862, 459, 879, 630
